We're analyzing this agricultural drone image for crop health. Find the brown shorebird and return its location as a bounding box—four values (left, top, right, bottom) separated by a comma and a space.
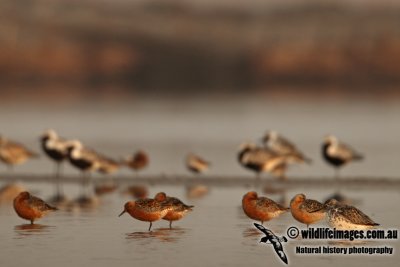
290, 194, 325, 228
13, 191, 57, 224
185, 153, 210, 175
262, 130, 312, 164
154, 192, 194, 228
322, 135, 364, 179
0, 135, 38, 171
118, 198, 173, 231
242, 191, 289, 224
323, 199, 379, 230
238, 142, 288, 180
122, 150, 149, 176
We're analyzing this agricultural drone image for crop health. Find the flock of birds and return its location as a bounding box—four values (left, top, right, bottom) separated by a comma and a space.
0, 129, 364, 182
242, 192, 379, 230
1, 129, 371, 232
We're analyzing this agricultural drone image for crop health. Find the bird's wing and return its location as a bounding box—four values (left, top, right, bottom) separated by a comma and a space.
257, 197, 288, 212
328, 142, 361, 160
303, 199, 325, 213
242, 148, 276, 165
340, 206, 378, 226
80, 147, 102, 162
28, 195, 56, 211
272, 244, 289, 264
254, 223, 273, 236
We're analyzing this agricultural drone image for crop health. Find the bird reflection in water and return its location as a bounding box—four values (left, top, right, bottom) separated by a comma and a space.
14, 224, 54, 237
125, 227, 188, 243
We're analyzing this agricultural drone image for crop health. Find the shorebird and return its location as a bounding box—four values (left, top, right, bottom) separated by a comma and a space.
323, 199, 379, 230
122, 150, 149, 176
97, 156, 120, 175
262, 130, 312, 164
13, 191, 57, 224
290, 194, 325, 228
0, 135, 38, 171
40, 129, 70, 200
118, 198, 173, 231
185, 153, 210, 175
67, 140, 101, 197
238, 142, 288, 179
242, 191, 289, 224
322, 135, 364, 178
154, 192, 194, 228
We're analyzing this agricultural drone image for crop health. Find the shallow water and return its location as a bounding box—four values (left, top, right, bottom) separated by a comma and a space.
0, 97, 399, 266
0, 182, 399, 267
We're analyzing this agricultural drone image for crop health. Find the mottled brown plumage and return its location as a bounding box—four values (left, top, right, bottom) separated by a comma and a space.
13, 191, 57, 224
290, 194, 325, 227
154, 192, 194, 228
123, 150, 149, 173
119, 198, 173, 231
186, 153, 210, 174
324, 199, 379, 230
242, 191, 289, 224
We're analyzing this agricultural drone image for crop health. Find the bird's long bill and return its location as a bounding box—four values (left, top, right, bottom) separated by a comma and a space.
118, 209, 126, 217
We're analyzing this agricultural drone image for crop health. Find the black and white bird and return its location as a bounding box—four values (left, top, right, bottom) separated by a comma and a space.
40, 129, 71, 201
238, 142, 288, 180
322, 135, 364, 179
67, 140, 101, 197
262, 130, 312, 164
40, 129, 70, 176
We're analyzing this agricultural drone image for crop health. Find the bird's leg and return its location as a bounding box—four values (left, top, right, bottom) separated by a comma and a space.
55, 162, 62, 198
30, 220, 34, 225
334, 168, 340, 181
148, 222, 152, 231
261, 221, 264, 225
80, 171, 86, 197
169, 221, 172, 229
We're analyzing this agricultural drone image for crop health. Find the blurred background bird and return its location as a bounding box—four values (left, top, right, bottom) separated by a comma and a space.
237, 142, 288, 180
185, 153, 210, 175
0, 135, 38, 172
322, 135, 364, 179
262, 130, 312, 164
122, 150, 149, 177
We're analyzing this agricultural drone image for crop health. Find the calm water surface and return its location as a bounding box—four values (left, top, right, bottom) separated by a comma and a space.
0, 98, 399, 266
0, 182, 399, 267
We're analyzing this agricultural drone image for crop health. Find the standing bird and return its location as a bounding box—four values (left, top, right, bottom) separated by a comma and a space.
0, 135, 38, 171
67, 140, 101, 198
154, 192, 194, 228
242, 191, 289, 224
13, 191, 57, 224
262, 131, 312, 164
185, 153, 210, 175
118, 198, 173, 231
290, 194, 325, 228
323, 199, 379, 230
40, 129, 70, 200
322, 135, 364, 179
122, 150, 149, 176
238, 142, 288, 180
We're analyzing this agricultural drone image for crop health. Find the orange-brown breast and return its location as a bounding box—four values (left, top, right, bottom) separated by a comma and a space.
163, 211, 185, 221
242, 198, 273, 222
128, 207, 168, 222
291, 202, 324, 225
13, 199, 44, 221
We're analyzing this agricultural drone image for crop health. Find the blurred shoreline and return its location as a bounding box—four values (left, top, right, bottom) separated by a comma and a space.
1, 0, 400, 93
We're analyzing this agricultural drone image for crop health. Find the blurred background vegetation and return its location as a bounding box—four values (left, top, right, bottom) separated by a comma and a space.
0, 0, 399, 100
